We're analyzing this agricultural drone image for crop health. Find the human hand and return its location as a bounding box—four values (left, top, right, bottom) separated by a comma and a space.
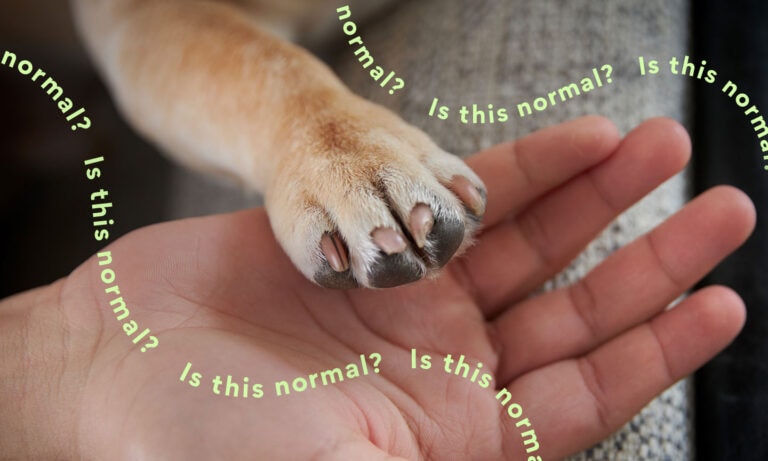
2, 116, 755, 460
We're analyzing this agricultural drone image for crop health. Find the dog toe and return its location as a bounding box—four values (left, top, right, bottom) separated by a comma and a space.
420, 207, 466, 268
313, 263, 359, 289
366, 250, 426, 288
447, 175, 487, 220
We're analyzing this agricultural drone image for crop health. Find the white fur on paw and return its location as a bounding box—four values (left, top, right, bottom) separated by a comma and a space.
265, 98, 486, 289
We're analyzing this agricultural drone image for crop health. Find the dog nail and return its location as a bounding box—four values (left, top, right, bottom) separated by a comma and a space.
450, 175, 486, 217
371, 227, 408, 255
320, 232, 349, 272
409, 203, 434, 248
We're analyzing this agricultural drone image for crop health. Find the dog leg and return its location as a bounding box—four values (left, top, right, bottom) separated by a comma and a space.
73, 0, 486, 288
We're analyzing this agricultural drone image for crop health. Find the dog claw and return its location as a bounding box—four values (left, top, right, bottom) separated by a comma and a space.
320, 232, 349, 272
371, 227, 408, 255
449, 175, 486, 218
409, 203, 434, 248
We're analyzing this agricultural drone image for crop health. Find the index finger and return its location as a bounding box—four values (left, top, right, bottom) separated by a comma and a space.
466, 115, 621, 228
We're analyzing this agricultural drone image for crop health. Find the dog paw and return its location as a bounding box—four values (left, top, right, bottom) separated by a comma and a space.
265, 95, 486, 289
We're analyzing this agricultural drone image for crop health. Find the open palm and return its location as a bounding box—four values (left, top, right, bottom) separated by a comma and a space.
48, 117, 754, 460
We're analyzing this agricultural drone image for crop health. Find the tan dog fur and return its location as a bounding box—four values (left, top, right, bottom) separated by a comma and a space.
72, 0, 487, 288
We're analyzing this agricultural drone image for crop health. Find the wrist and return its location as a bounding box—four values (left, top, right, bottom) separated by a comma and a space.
0, 280, 88, 459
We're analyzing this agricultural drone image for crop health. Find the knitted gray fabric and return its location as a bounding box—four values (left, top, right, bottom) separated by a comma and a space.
165, 0, 693, 459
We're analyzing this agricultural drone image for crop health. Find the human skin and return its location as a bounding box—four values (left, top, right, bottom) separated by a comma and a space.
0, 116, 755, 460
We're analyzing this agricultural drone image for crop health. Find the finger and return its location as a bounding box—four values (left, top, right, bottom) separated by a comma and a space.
498, 286, 746, 460
456, 117, 691, 313
493, 186, 756, 383
465, 115, 621, 228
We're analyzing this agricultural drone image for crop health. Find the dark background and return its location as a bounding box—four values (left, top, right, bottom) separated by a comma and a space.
0, 1, 173, 296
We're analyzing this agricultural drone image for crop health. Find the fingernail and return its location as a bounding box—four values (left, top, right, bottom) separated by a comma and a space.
320, 232, 349, 272
450, 175, 486, 217
409, 203, 434, 248
371, 227, 408, 255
